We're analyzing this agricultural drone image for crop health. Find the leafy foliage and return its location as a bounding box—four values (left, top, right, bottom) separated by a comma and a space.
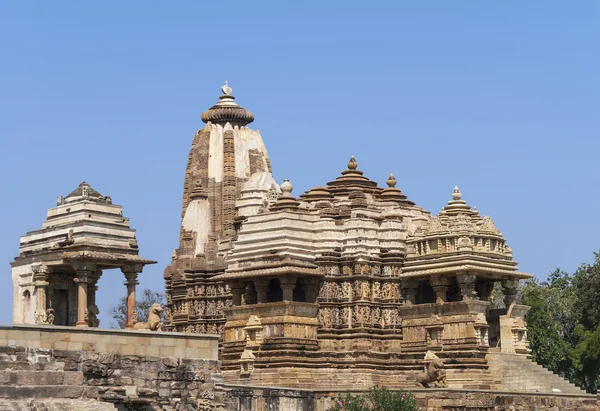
109, 289, 165, 329
520, 252, 600, 393
328, 386, 417, 411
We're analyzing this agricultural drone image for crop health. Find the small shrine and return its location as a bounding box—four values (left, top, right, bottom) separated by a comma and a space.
11, 182, 156, 328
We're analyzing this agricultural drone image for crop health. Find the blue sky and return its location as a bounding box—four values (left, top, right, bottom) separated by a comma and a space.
1, 2, 598, 327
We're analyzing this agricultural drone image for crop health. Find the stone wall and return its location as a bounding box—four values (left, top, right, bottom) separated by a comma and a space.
0, 345, 224, 410
0, 325, 219, 360
223, 385, 600, 411
0, 326, 223, 410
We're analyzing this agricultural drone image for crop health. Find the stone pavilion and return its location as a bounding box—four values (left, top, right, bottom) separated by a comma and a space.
12, 182, 156, 328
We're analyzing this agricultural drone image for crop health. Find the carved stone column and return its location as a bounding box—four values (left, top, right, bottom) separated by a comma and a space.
457, 273, 477, 301
32, 265, 51, 324
72, 262, 96, 327
88, 270, 101, 308
122, 264, 143, 329
254, 279, 269, 304
430, 276, 449, 304
501, 279, 520, 307
401, 279, 419, 305
280, 276, 296, 302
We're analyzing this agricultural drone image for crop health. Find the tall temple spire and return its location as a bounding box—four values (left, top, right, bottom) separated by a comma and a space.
164, 82, 274, 334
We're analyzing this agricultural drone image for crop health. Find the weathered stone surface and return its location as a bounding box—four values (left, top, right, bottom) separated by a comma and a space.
223, 385, 600, 411
0, 344, 224, 411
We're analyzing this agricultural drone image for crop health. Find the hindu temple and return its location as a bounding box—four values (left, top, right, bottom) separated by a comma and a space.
160, 83, 581, 394
5, 82, 595, 410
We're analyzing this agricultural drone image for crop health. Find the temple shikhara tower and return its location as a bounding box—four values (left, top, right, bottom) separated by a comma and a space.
164, 82, 276, 335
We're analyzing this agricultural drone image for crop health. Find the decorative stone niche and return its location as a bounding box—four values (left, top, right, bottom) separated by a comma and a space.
244, 315, 263, 349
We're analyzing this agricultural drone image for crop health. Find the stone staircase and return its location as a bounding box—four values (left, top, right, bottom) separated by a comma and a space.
486, 352, 586, 394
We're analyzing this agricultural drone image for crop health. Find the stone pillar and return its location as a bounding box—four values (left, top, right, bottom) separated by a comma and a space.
457, 273, 477, 301
401, 279, 419, 305
88, 270, 101, 308
230, 283, 245, 306
304, 278, 319, 303
122, 264, 143, 329
254, 279, 269, 304
501, 279, 520, 307
32, 265, 51, 324
72, 262, 96, 327
280, 277, 296, 302
430, 276, 449, 304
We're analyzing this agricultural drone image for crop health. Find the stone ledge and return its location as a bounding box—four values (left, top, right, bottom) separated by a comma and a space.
221, 383, 596, 399
0, 325, 219, 360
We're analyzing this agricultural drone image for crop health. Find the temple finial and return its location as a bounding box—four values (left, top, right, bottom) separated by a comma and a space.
387, 173, 397, 188
347, 156, 358, 171
221, 81, 232, 96
280, 179, 293, 196
452, 186, 462, 200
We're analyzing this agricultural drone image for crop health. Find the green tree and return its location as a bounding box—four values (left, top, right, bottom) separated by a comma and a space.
571, 325, 600, 393
520, 275, 576, 381
520, 255, 600, 394
572, 252, 600, 331
109, 289, 165, 329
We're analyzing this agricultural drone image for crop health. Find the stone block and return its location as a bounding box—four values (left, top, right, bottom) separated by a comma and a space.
133, 344, 146, 357
120, 344, 134, 355
63, 372, 84, 385
67, 342, 83, 351
160, 346, 174, 357
173, 346, 186, 359
0, 361, 32, 371
146, 345, 160, 357
0, 385, 84, 399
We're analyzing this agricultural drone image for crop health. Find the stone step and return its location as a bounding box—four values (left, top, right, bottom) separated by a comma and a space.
0, 372, 83, 387
41, 401, 117, 411
486, 353, 586, 394
0, 386, 85, 400
0, 401, 31, 411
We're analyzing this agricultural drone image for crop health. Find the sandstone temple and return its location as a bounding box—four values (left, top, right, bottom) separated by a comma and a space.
4, 83, 598, 410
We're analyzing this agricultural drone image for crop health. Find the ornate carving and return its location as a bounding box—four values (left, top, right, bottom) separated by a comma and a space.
46, 306, 55, 325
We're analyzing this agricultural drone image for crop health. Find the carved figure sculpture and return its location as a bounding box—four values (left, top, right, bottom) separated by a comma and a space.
87, 304, 100, 327
415, 351, 448, 388
133, 303, 164, 331
46, 306, 55, 325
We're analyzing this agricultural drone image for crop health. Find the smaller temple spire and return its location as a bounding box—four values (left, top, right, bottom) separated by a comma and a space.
270, 179, 301, 211
379, 172, 414, 205
442, 185, 472, 214
190, 180, 208, 200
